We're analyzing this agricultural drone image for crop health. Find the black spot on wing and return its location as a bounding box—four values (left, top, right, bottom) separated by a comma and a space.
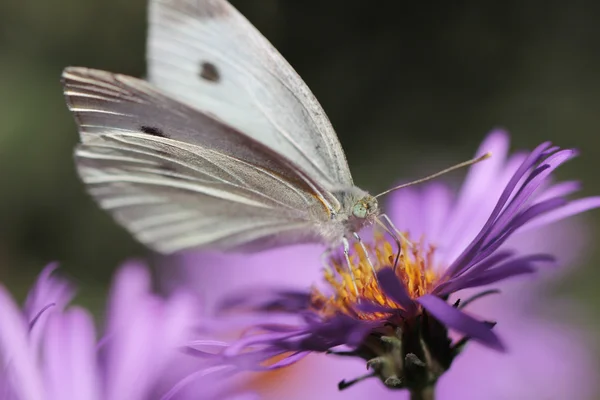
140, 126, 166, 138
199, 62, 221, 83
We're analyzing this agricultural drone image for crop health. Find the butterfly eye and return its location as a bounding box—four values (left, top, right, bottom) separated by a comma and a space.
352, 203, 368, 219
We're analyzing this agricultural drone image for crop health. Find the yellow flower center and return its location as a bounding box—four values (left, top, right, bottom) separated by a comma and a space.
310, 233, 440, 320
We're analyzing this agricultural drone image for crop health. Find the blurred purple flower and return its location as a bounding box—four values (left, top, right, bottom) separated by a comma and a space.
172, 130, 600, 399
0, 262, 255, 400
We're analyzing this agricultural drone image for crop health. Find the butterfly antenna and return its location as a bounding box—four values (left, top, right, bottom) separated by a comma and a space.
374, 152, 492, 199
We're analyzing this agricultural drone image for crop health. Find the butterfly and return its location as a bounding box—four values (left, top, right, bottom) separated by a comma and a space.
62, 0, 486, 257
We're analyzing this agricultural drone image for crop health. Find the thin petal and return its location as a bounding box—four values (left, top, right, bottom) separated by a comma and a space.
376, 268, 416, 312
443, 259, 541, 294
457, 263, 536, 289
473, 198, 567, 265
0, 286, 44, 400
456, 197, 566, 274
418, 294, 504, 351
443, 151, 527, 265
520, 196, 600, 232
224, 331, 298, 357
534, 180, 581, 201
105, 295, 162, 400
105, 261, 151, 336
162, 291, 196, 357
23, 263, 75, 319
218, 289, 310, 313
159, 364, 239, 400
444, 141, 553, 278
24, 264, 75, 357
488, 149, 576, 239
104, 263, 164, 400
267, 351, 309, 368
44, 308, 100, 400
436, 251, 514, 295
443, 254, 553, 294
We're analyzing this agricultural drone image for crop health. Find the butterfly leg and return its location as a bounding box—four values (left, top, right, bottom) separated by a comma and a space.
375, 214, 406, 271
378, 214, 411, 246
352, 231, 379, 284
320, 247, 334, 273
342, 237, 360, 297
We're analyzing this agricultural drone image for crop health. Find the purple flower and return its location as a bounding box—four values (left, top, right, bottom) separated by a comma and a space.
0, 263, 255, 400
175, 130, 600, 398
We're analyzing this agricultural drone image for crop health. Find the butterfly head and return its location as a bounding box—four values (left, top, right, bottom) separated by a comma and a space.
351, 195, 379, 220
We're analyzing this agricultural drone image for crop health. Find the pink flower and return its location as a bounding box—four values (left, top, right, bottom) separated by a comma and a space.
172, 130, 600, 399
0, 262, 254, 400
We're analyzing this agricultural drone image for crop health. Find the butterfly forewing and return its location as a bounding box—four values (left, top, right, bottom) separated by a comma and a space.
64, 67, 335, 253
147, 0, 353, 190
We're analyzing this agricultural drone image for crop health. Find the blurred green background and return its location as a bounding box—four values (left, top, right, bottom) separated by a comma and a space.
1, 0, 599, 349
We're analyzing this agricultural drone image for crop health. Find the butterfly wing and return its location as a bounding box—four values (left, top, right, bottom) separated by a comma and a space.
147, 0, 353, 190
63, 67, 338, 253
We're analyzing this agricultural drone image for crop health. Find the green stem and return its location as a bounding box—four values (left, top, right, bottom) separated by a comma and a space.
410, 386, 435, 400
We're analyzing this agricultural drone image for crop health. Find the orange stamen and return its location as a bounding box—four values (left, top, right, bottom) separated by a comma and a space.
311, 232, 441, 320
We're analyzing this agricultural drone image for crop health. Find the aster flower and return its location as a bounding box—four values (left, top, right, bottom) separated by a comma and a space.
176, 130, 600, 399
0, 262, 255, 400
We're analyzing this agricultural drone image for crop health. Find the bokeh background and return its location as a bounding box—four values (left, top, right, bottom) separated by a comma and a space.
1, 0, 599, 385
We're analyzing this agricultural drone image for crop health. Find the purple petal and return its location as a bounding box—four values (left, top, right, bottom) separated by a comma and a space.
186, 339, 230, 357
105, 261, 151, 336
458, 264, 535, 289
436, 315, 599, 400
535, 180, 581, 201
104, 296, 163, 400
387, 187, 424, 238
444, 258, 548, 294
520, 196, 600, 232
170, 244, 324, 313
487, 149, 576, 239
444, 141, 553, 278
159, 364, 240, 400
218, 289, 310, 313
452, 130, 511, 218
417, 294, 504, 351
441, 132, 518, 263
161, 291, 196, 359
301, 315, 372, 350
224, 331, 299, 357
467, 197, 566, 268
436, 250, 514, 295
229, 348, 289, 371
104, 263, 171, 400
228, 393, 261, 400
23, 264, 75, 357
105, 262, 199, 399
442, 254, 553, 294
23, 263, 75, 319
44, 307, 100, 400
267, 351, 310, 368
376, 268, 416, 312
421, 183, 454, 244
0, 286, 44, 400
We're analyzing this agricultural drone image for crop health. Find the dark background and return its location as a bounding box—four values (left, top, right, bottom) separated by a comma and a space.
1, 0, 599, 349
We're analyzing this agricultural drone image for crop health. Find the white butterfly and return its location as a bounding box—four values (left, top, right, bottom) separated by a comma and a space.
63, 0, 484, 257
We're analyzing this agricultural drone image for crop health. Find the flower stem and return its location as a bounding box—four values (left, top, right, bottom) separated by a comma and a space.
410, 387, 434, 400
